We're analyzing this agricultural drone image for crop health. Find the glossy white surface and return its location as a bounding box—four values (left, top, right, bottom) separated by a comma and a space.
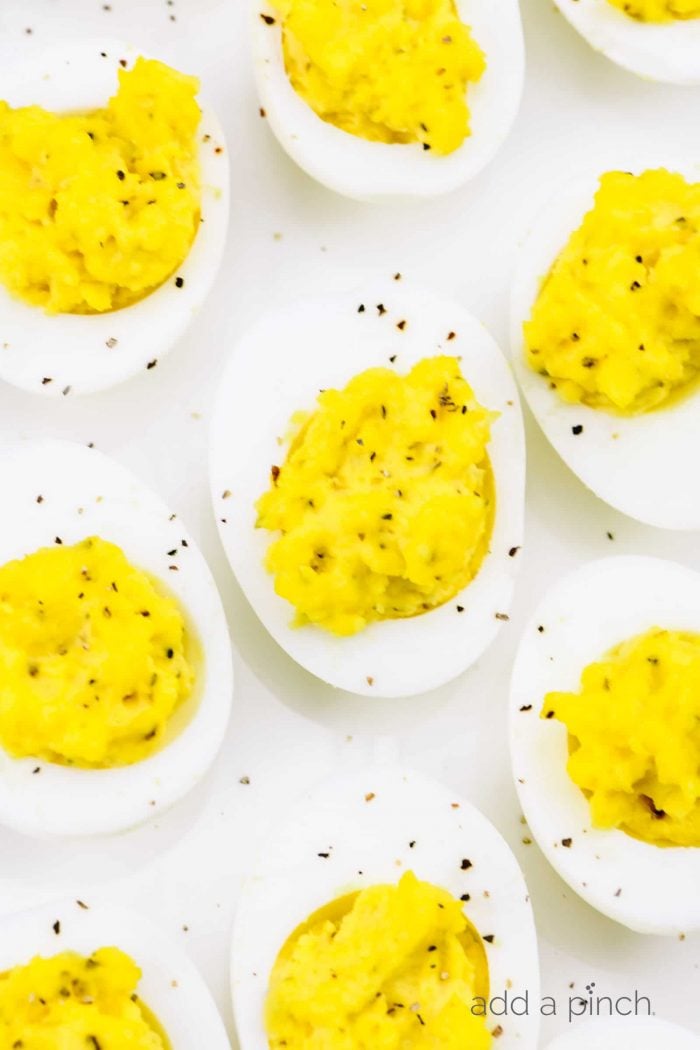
0, 0, 698, 1045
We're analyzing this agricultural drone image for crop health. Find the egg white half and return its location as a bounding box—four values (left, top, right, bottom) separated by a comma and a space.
545, 1017, 700, 1050
0, 899, 230, 1048
509, 555, 700, 935
552, 0, 700, 84
232, 763, 540, 1050
0, 39, 229, 398
0, 438, 233, 838
210, 279, 525, 698
251, 0, 524, 200
510, 162, 700, 530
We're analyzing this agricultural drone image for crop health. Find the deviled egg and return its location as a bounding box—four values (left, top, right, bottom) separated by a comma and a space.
511, 163, 700, 529
0, 39, 229, 397
251, 0, 524, 199
210, 279, 525, 697
510, 555, 700, 934
0, 898, 230, 1049
232, 763, 540, 1049
0, 438, 233, 837
551, 0, 700, 84
545, 1017, 700, 1050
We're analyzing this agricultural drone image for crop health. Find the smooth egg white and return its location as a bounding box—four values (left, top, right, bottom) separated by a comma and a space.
209, 279, 525, 698
510, 162, 700, 530
232, 763, 540, 1050
0, 899, 231, 1048
545, 1017, 700, 1049
0, 39, 229, 398
552, 0, 700, 84
251, 0, 524, 200
0, 438, 233, 838
509, 555, 700, 935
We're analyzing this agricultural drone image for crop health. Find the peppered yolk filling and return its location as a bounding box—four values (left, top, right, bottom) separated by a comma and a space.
525, 169, 700, 415
256, 356, 496, 637
0, 948, 170, 1049
0, 536, 194, 768
543, 628, 700, 847
0, 57, 201, 315
272, 0, 486, 155
265, 871, 492, 1050
607, 0, 700, 20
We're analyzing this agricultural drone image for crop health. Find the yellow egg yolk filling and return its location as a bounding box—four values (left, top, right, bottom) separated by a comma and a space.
0, 57, 201, 314
256, 356, 495, 637
543, 628, 700, 848
0, 948, 169, 1050
265, 871, 491, 1050
607, 0, 700, 20
525, 169, 700, 414
271, 0, 486, 155
0, 537, 194, 768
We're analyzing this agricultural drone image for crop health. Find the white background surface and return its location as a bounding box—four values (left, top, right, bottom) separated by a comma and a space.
0, 0, 699, 1044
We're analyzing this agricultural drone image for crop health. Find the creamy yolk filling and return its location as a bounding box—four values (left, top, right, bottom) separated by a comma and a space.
265, 871, 491, 1050
543, 628, 700, 847
256, 356, 495, 636
0, 57, 201, 314
272, 0, 486, 155
525, 169, 700, 414
0, 948, 169, 1049
607, 0, 700, 20
0, 537, 194, 768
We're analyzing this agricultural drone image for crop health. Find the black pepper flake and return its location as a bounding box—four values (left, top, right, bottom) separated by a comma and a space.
32, 766, 41, 775
545, 710, 555, 719
260, 12, 276, 23
381, 513, 393, 520
572, 424, 584, 435
630, 280, 641, 291
430, 409, 437, 419
36, 495, 44, 504
519, 704, 532, 712
456, 605, 464, 613
317, 851, 330, 859
105, 337, 118, 349
76, 900, 89, 910
116, 170, 125, 181
377, 303, 386, 315
460, 893, 470, 902
427, 945, 437, 952
447, 331, 456, 341
461, 858, 472, 870
495, 612, 510, 621
409, 840, 416, 848
175, 276, 184, 288
150, 170, 167, 181
561, 837, 573, 848
55, 536, 63, 545
483, 934, 495, 943
52, 920, 61, 935
606, 530, 614, 540
389, 354, 397, 363
508, 546, 520, 557
358, 304, 365, 313
42, 377, 52, 385
396, 320, 407, 331
537, 625, 545, 633
147, 359, 158, 370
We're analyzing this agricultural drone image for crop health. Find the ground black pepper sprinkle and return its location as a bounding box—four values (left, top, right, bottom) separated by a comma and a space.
572, 424, 583, 435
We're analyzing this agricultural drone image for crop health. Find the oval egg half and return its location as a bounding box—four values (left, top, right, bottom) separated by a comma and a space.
510, 162, 700, 530
231, 762, 540, 1049
0, 39, 229, 397
210, 279, 525, 698
509, 554, 700, 935
0, 898, 230, 1049
545, 1017, 700, 1050
551, 0, 700, 84
251, 0, 524, 200
0, 438, 233, 837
